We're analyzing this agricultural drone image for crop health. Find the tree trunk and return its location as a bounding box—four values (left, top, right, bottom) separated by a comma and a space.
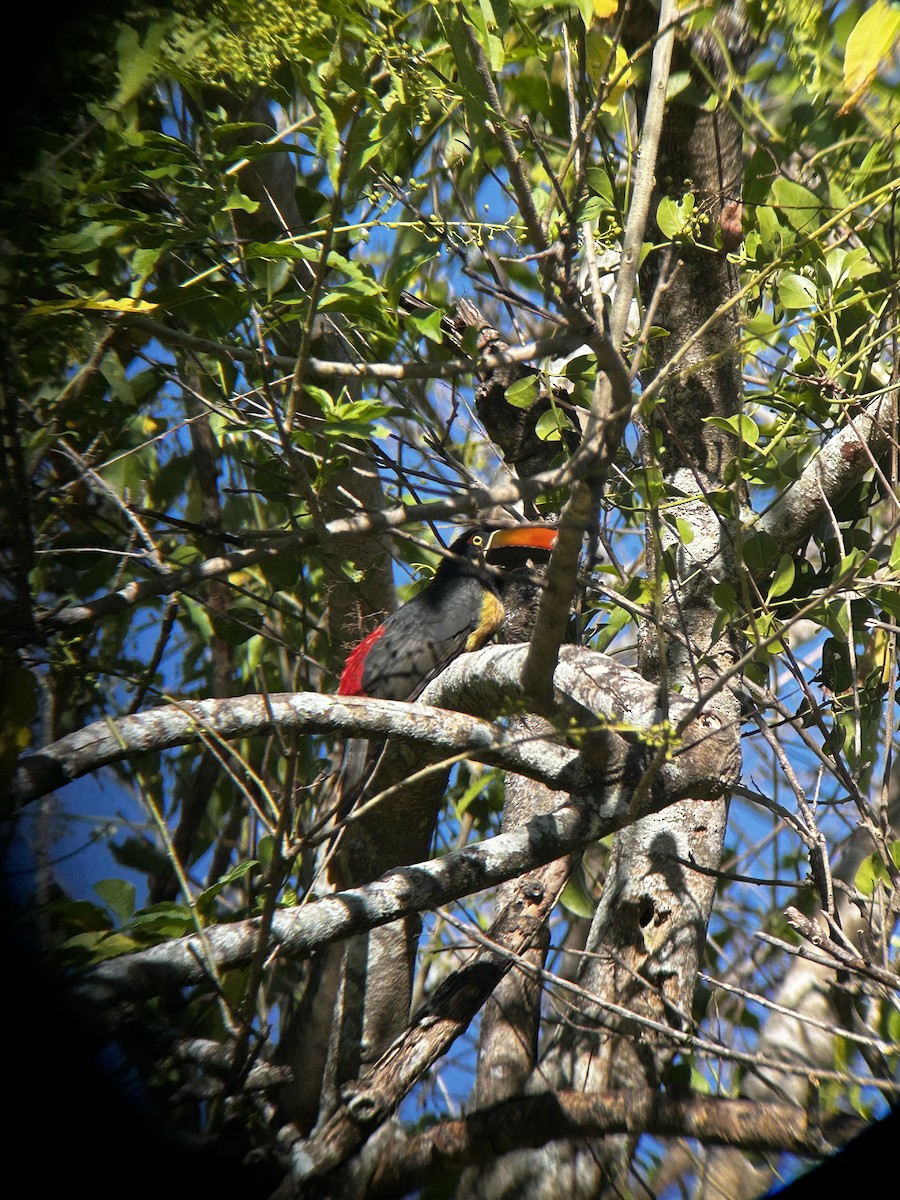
478, 9, 753, 1195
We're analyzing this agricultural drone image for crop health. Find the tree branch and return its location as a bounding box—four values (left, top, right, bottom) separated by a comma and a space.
519, 0, 678, 704
756, 393, 895, 558
9, 690, 580, 811
783, 906, 900, 992
78, 800, 612, 1005
119, 313, 584, 382
13, 643, 738, 811
286, 856, 575, 1193
33, 481, 562, 634
362, 1091, 864, 1200
608, 0, 679, 347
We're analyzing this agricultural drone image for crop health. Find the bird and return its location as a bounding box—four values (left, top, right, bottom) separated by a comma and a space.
281, 523, 559, 1125
328, 521, 558, 842
337, 523, 558, 703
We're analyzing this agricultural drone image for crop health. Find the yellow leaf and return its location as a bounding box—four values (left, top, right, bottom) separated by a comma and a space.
83, 298, 160, 314
25, 297, 159, 320
592, 0, 619, 17
839, 0, 900, 113
585, 33, 634, 112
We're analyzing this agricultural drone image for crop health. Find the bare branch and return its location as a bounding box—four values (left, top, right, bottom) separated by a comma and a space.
287, 856, 575, 1191
14, 643, 739, 812
756, 392, 896, 559
608, 0, 679, 347
119, 313, 584, 383
783, 906, 900, 992
9, 689, 579, 811
362, 1091, 864, 1200
78, 799, 620, 1005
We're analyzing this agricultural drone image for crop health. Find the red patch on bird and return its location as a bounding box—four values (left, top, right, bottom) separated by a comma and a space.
338, 624, 387, 696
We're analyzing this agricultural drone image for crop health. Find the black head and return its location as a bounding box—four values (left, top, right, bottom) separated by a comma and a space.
436, 524, 557, 575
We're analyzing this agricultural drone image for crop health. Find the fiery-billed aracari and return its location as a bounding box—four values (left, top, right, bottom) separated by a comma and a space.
338, 523, 558, 703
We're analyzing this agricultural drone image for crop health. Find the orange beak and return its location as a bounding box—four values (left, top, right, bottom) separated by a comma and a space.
485, 525, 558, 552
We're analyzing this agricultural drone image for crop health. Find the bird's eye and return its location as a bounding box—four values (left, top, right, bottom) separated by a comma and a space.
472, 534, 483, 547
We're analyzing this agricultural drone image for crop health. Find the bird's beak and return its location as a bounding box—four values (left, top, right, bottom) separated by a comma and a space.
485, 525, 558, 553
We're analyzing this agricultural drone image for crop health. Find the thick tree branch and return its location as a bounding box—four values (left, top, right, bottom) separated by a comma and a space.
13, 643, 737, 811
78, 800, 618, 1005
608, 0, 679, 347
756, 392, 895, 558
9, 690, 579, 812
363, 1091, 864, 1200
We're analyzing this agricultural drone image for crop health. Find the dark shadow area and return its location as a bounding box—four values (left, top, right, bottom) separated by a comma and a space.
0, 883, 281, 1199
762, 1109, 899, 1199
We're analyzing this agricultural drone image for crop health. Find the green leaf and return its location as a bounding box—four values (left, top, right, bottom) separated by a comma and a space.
505, 376, 539, 408
767, 554, 796, 600
575, 195, 605, 223
559, 872, 596, 919
585, 167, 614, 206
454, 767, 501, 817
405, 306, 445, 344
855, 850, 894, 898
306, 74, 341, 186
127, 902, 194, 937
705, 414, 760, 446
259, 552, 300, 593
656, 193, 695, 239
592, 600, 634, 652
94, 878, 137, 923
772, 178, 820, 234
755, 204, 784, 256
223, 188, 260, 213
821, 636, 852, 695
88, 932, 143, 961
741, 531, 779, 574
673, 517, 694, 545
169, 544, 204, 566
342, 106, 383, 190
442, 11, 489, 130
711, 582, 738, 644
333, 400, 393, 425
707, 489, 738, 519
534, 407, 571, 442
197, 859, 260, 909
744, 309, 780, 349
111, 22, 170, 112
778, 273, 818, 310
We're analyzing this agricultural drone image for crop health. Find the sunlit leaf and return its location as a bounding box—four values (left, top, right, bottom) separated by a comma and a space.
839, 0, 900, 115
26, 297, 159, 318
767, 554, 796, 600
778, 273, 817, 310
